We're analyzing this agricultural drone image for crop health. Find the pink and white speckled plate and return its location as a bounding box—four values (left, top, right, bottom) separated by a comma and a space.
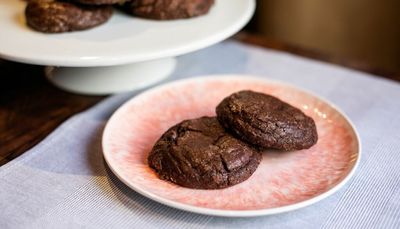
102, 75, 360, 217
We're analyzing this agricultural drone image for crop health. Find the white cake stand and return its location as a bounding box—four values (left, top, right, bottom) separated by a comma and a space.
0, 0, 255, 94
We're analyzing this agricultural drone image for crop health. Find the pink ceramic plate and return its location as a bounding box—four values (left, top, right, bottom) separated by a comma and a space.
102, 75, 360, 217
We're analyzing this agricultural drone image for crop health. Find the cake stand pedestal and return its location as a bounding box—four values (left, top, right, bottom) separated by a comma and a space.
45, 58, 176, 95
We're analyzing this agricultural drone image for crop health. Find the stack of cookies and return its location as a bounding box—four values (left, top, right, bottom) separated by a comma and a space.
148, 90, 318, 189
24, 0, 215, 33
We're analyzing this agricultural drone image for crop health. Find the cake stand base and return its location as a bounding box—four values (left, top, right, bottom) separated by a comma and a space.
45, 58, 177, 95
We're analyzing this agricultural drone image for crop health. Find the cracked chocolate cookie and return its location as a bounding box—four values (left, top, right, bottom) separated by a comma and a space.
148, 116, 262, 189
25, 0, 113, 33
124, 0, 214, 20
216, 90, 318, 151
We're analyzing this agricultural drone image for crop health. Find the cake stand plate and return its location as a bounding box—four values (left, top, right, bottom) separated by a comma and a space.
0, 0, 255, 94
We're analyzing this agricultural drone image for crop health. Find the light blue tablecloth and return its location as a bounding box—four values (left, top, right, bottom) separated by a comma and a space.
1, 41, 400, 229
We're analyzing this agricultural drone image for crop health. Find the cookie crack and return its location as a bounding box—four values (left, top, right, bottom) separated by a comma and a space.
219, 154, 230, 173
212, 134, 226, 146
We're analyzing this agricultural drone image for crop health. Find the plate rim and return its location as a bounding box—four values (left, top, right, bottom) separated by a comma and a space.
102, 75, 362, 217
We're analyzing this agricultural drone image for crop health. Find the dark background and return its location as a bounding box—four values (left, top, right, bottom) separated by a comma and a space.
245, 0, 400, 75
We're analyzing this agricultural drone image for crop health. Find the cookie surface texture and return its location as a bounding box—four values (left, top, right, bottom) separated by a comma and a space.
216, 90, 318, 151
25, 0, 113, 33
126, 0, 214, 20
148, 117, 262, 189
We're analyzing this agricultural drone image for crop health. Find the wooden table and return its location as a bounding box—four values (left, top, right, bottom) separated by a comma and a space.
1, 32, 399, 166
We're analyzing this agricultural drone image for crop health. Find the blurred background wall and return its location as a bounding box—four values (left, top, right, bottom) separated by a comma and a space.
248, 0, 400, 74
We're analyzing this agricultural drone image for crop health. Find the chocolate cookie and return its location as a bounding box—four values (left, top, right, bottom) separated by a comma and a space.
124, 0, 214, 20
148, 117, 262, 189
216, 90, 318, 151
25, 0, 113, 33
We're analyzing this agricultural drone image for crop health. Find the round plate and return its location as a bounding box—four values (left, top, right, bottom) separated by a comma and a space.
102, 76, 361, 217
0, 0, 255, 67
